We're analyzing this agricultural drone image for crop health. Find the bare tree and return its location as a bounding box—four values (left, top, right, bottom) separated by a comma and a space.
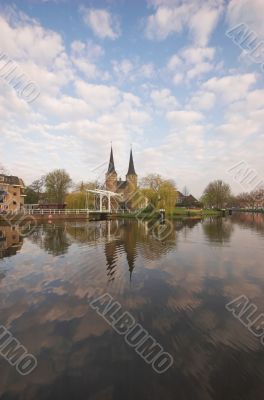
45, 169, 72, 203
201, 180, 231, 209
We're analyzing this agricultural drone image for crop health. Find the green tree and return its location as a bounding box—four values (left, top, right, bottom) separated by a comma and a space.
66, 181, 104, 209
24, 187, 39, 204
45, 169, 72, 203
74, 180, 103, 192
201, 180, 231, 209
25, 176, 45, 203
65, 192, 86, 209
140, 174, 178, 213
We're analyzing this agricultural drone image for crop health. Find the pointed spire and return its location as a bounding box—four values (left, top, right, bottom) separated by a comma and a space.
127, 149, 136, 175
107, 146, 116, 174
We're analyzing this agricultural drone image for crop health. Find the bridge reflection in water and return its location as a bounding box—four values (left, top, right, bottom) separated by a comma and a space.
1, 215, 264, 400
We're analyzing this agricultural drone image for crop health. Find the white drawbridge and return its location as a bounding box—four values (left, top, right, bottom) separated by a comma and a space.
86, 189, 122, 212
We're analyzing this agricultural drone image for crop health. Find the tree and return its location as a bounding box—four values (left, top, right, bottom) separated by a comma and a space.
24, 187, 39, 204
30, 176, 45, 196
74, 180, 103, 192
45, 169, 72, 203
66, 181, 103, 209
25, 176, 46, 203
201, 180, 231, 209
140, 174, 178, 213
235, 187, 264, 209
65, 192, 87, 209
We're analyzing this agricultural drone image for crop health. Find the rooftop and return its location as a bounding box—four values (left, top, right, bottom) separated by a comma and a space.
0, 174, 25, 187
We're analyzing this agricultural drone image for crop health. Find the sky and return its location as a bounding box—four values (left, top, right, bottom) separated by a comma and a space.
0, 0, 263, 197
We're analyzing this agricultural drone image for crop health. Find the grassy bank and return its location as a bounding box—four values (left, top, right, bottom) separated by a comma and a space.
113, 208, 221, 219
234, 208, 264, 213
172, 207, 221, 216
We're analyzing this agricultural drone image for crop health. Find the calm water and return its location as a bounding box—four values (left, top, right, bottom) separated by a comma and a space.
0, 213, 264, 400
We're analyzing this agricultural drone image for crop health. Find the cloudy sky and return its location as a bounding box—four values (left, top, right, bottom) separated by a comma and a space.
0, 0, 263, 196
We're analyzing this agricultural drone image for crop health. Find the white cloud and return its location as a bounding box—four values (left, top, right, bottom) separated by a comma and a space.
0, 14, 64, 65
167, 54, 182, 70
172, 73, 184, 84
37, 94, 94, 120
1, 4, 263, 197
71, 58, 98, 79
112, 59, 156, 82
70, 40, 109, 80
181, 47, 215, 64
167, 46, 216, 83
0, 11, 74, 98
202, 73, 256, 103
166, 110, 204, 126
145, 0, 223, 45
82, 8, 121, 40
112, 59, 134, 77
150, 88, 179, 110
189, 6, 222, 47
145, 5, 187, 40
75, 81, 121, 112
189, 91, 216, 110
140, 63, 156, 79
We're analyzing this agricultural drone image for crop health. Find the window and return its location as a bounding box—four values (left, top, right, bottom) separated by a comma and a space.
13, 192, 17, 196
13, 201, 17, 205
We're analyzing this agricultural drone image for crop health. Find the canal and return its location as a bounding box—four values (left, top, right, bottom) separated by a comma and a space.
0, 213, 264, 399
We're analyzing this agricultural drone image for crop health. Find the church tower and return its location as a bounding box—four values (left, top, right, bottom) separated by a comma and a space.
126, 149, 137, 190
105, 146, 117, 192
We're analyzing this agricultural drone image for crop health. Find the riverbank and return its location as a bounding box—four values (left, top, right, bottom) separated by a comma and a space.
234, 208, 264, 213
0, 208, 221, 224
113, 208, 221, 219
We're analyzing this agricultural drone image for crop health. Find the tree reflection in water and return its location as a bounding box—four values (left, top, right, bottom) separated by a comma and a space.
0, 214, 264, 400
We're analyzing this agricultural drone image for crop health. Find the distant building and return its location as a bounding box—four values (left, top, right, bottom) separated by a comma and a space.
176, 191, 199, 207
0, 174, 26, 212
105, 147, 138, 210
0, 226, 23, 258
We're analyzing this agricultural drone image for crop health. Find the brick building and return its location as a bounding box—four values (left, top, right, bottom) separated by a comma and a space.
0, 174, 26, 212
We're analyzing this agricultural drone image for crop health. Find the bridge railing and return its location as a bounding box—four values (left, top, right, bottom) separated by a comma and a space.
2, 208, 138, 216
22, 209, 90, 215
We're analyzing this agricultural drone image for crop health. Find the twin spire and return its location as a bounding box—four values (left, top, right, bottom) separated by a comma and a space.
127, 148, 136, 175
107, 146, 136, 176
107, 146, 116, 174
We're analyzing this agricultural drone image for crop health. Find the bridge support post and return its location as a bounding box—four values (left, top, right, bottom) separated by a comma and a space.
108, 193, 111, 213
99, 193, 103, 212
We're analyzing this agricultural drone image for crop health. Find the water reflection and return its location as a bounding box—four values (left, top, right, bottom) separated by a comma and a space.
231, 212, 264, 237
202, 217, 234, 244
0, 214, 264, 400
29, 223, 71, 256
0, 224, 23, 258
